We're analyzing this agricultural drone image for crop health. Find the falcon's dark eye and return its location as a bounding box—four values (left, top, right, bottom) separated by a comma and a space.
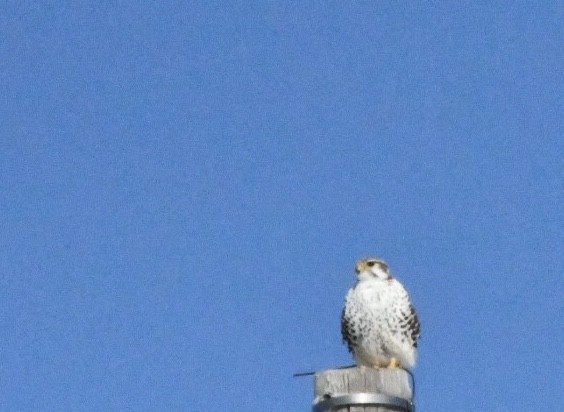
367, 261, 375, 267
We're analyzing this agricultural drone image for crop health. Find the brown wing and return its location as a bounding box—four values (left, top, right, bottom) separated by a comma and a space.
406, 303, 421, 348
341, 306, 357, 353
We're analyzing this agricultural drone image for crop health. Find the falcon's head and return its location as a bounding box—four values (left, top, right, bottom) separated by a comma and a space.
355, 258, 391, 281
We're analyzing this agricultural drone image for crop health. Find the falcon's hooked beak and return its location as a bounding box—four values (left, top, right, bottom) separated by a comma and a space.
355, 261, 366, 274
354, 259, 374, 275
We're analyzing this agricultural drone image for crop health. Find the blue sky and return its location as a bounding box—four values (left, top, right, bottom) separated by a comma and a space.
1, 2, 562, 411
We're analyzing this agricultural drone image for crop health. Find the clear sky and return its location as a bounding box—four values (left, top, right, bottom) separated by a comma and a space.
1, 2, 562, 411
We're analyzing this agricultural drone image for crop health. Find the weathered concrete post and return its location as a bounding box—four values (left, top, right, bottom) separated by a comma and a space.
313, 367, 414, 412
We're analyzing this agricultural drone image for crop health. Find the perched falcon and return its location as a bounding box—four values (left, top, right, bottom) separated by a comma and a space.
341, 258, 420, 369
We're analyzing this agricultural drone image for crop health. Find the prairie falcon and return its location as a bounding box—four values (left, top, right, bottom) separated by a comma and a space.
341, 258, 420, 369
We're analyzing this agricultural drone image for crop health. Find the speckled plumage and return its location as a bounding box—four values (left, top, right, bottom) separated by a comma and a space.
341, 258, 420, 369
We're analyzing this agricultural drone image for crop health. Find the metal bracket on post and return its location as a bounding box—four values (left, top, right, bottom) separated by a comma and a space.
313, 392, 414, 412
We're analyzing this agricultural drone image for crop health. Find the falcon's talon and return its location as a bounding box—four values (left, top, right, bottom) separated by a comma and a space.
388, 358, 401, 369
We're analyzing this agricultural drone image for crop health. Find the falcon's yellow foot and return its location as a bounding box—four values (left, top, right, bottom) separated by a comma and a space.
387, 358, 401, 369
